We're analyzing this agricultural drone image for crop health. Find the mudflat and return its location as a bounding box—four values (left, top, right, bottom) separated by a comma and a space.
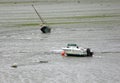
0, 0, 120, 83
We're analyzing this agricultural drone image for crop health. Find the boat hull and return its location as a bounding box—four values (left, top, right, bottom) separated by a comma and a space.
66, 52, 93, 57
62, 48, 93, 57
66, 54, 87, 57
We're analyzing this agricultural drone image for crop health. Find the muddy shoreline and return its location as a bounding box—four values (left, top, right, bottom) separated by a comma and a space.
0, 1, 120, 83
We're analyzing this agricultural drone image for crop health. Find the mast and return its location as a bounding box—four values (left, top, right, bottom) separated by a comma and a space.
32, 5, 46, 24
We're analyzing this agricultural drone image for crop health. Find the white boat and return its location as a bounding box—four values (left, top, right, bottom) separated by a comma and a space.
62, 44, 93, 56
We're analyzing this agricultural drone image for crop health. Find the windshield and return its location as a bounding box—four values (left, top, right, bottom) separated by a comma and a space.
67, 44, 78, 47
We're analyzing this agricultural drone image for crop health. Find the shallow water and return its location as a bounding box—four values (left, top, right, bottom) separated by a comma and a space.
0, 1, 120, 83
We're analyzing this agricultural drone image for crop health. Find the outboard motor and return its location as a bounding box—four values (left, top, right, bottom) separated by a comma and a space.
86, 48, 93, 56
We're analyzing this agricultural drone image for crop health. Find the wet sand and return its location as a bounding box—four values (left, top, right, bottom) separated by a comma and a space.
0, 0, 120, 83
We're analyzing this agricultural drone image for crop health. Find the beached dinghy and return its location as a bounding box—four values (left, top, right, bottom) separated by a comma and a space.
62, 44, 93, 56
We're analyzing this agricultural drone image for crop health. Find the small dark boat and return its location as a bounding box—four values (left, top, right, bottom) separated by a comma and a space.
40, 25, 51, 33
32, 5, 51, 33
